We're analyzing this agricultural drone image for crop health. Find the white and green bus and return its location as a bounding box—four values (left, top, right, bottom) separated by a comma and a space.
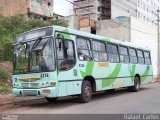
12, 26, 153, 103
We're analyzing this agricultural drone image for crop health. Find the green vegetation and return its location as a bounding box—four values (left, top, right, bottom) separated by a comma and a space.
0, 69, 8, 80
0, 85, 11, 94
0, 14, 68, 61
0, 69, 10, 94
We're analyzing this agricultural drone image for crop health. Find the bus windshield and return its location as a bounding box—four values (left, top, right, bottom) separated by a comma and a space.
14, 37, 55, 74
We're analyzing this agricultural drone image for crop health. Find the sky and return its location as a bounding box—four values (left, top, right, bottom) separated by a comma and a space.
54, 0, 72, 16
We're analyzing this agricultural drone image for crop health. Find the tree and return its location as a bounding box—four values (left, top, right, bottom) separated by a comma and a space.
0, 14, 68, 61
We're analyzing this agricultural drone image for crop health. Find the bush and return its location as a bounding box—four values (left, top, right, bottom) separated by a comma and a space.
0, 69, 8, 80
0, 85, 11, 94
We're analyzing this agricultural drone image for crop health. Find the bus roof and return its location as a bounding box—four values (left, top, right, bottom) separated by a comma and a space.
16, 25, 150, 51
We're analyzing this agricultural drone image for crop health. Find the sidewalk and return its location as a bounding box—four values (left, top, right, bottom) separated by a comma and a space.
0, 94, 42, 106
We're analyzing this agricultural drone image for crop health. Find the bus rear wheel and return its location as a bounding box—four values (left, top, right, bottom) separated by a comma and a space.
127, 76, 140, 92
45, 97, 58, 102
78, 80, 92, 103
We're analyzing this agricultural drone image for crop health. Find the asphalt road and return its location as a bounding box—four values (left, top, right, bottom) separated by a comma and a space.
1, 82, 160, 114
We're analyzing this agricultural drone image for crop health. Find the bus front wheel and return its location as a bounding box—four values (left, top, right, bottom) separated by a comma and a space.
78, 80, 92, 103
127, 76, 140, 92
45, 97, 58, 102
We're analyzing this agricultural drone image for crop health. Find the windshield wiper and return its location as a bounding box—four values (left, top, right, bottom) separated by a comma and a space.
31, 37, 42, 51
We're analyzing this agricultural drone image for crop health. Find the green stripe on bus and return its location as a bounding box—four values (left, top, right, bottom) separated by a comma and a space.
62, 29, 72, 40
102, 64, 122, 88
80, 61, 95, 78
141, 66, 150, 83
130, 64, 136, 82
102, 37, 110, 42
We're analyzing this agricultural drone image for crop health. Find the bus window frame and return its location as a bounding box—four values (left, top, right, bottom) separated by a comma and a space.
118, 45, 130, 64
106, 42, 120, 63
128, 47, 138, 64
136, 49, 145, 64
143, 50, 152, 65
55, 32, 77, 72
92, 39, 108, 62
76, 36, 93, 61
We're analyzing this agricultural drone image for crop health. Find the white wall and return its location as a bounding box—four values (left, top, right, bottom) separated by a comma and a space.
130, 17, 158, 78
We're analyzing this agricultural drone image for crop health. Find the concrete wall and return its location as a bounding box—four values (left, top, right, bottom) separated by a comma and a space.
65, 15, 79, 29
0, 0, 29, 17
96, 18, 131, 42
96, 17, 158, 78
29, 0, 54, 17
0, 0, 54, 17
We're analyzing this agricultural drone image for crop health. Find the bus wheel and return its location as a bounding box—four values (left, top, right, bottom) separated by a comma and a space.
45, 97, 58, 102
127, 76, 140, 92
78, 80, 92, 103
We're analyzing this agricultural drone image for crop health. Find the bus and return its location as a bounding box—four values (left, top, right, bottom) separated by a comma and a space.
12, 26, 153, 103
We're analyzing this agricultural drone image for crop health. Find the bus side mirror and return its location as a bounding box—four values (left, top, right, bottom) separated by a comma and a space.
64, 41, 69, 50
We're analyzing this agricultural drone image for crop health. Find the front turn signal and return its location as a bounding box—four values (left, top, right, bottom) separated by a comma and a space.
50, 82, 56, 86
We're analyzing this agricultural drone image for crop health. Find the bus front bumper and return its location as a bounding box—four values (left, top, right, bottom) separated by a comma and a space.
12, 87, 57, 98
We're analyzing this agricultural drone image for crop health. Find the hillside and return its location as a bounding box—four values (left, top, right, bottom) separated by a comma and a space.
0, 61, 12, 94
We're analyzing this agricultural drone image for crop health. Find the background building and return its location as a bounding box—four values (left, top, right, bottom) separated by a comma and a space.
0, 0, 54, 18
73, 0, 160, 30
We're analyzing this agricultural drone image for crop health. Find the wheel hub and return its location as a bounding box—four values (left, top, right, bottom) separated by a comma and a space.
84, 86, 90, 97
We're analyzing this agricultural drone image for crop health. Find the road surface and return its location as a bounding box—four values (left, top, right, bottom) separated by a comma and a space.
1, 82, 160, 114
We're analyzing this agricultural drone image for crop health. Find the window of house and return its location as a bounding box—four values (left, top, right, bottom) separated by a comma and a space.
92, 41, 107, 62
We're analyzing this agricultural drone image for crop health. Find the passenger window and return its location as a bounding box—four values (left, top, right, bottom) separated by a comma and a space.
107, 44, 119, 63
137, 50, 145, 64
77, 37, 92, 61
119, 46, 129, 63
56, 38, 76, 71
92, 41, 107, 62
144, 51, 151, 64
129, 48, 138, 64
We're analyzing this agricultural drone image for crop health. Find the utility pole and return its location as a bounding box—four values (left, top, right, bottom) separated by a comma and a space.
157, 8, 160, 78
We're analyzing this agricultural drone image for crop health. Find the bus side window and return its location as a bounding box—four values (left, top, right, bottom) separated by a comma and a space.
137, 50, 145, 64
56, 39, 76, 71
92, 40, 107, 62
76, 37, 92, 61
119, 46, 129, 63
144, 51, 151, 64
107, 44, 119, 63
129, 48, 138, 64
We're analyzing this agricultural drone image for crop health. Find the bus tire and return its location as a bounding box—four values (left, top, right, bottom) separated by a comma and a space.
45, 97, 58, 102
78, 80, 92, 103
127, 76, 140, 92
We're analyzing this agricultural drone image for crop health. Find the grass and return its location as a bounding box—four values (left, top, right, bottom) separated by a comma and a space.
0, 85, 11, 94
0, 69, 8, 80
0, 69, 11, 94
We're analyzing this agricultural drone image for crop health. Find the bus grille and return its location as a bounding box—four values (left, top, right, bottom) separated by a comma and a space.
21, 83, 39, 89
23, 90, 37, 96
